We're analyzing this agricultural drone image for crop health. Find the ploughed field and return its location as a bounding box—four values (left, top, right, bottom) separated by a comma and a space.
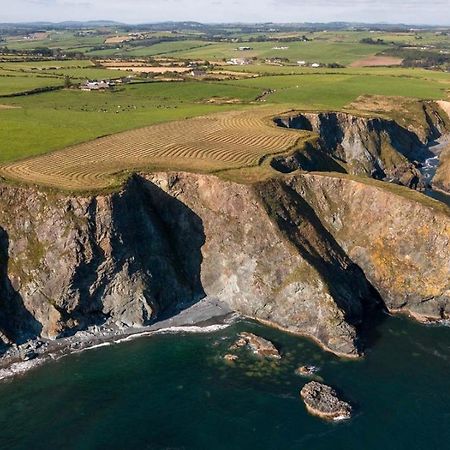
0, 107, 307, 190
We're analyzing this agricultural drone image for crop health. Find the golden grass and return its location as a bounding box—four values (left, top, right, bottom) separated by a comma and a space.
104, 36, 133, 44
0, 107, 307, 191
106, 66, 191, 74
0, 104, 21, 109
437, 100, 450, 120
349, 56, 403, 68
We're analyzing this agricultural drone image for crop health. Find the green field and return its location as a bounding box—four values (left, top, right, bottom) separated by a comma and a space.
1, 66, 449, 163
147, 40, 387, 65
98, 40, 214, 58
225, 72, 449, 109
0, 81, 260, 162
86, 39, 387, 64
3, 31, 105, 52
1, 24, 449, 165
0, 60, 93, 70
0, 59, 128, 78
0, 60, 134, 94
222, 65, 450, 81
36, 67, 129, 80
0, 73, 63, 95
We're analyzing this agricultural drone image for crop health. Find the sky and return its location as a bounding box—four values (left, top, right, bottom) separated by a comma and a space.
2, 0, 450, 25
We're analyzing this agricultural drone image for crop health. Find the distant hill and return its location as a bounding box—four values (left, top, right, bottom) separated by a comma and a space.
0, 20, 124, 30
0, 21, 448, 32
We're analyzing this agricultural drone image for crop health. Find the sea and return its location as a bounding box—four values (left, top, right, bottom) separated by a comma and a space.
0, 315, 449, 450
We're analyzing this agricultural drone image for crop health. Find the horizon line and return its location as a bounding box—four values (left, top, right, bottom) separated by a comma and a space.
2, 20, 450, 27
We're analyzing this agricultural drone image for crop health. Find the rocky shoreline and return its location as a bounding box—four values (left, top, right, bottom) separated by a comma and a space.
0, 298, 236, 381
4, 296, 448, 383
0, 169, 448, 364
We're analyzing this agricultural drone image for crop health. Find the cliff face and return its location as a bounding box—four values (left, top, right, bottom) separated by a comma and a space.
433, 143, 450, 194
287, 174, 450, 320
273, 107, 448, 190
0, 180, 205, 343
0, 172, 448, 356
145, 172, 376, 357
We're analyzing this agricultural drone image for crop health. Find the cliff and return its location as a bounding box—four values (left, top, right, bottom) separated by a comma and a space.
433, 143, 450, 194
287, 173, 450, 320
272, 104, 448, 190
0, 180, 205, 344
0, 172, 448, 357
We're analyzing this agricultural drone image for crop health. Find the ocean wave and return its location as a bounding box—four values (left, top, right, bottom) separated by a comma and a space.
77, 342, 113, 353
0, 321, 233, 381
154, 324, 231, 335
113, 323, 231, 345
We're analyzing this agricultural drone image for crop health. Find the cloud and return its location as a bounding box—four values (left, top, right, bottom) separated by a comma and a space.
2, 0, 450, 25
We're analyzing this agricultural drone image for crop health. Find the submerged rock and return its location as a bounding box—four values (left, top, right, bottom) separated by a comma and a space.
223, 353, 238, 362
300, 381, 352, 421
295, 365, 319, 377
231, 332, 281, 359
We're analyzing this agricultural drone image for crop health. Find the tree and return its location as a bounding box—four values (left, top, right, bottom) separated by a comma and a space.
64, 76, 72, 89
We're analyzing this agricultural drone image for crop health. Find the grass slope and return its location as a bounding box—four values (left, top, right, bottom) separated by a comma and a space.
0, 107, 308, 190
0, 81, 261, 163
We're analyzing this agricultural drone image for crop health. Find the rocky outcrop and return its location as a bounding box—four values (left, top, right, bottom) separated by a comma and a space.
0, 177, 205, 343
295, 365, 319, 377
288, 173, 450, 320
146, 172, 376, 357
230, 332, 281, 359
273, 107, 448, 190
433, 143, 450, 194
300, 381, 352, 420
148, 171, 449, 323
0, 171, 448, 356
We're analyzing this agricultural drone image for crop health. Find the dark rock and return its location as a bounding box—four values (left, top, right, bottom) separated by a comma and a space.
22, 349, 38, 361
295, 365, 319, 377
300, 381, 352, 421
231, 332, 281, 359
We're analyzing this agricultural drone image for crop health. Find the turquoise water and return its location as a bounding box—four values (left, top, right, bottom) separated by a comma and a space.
0, 316, 449, 450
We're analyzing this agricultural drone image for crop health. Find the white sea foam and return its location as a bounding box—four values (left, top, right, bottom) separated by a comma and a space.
154, 324, 231, 335
78, 342, 112, 353
0, 358, 46, 381
112, 323, 231, 345
0, 317, 233, 381
333, 414, 351, 422
114, 332, 153, 344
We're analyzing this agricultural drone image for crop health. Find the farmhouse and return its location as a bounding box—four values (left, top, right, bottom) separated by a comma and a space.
80, 80, 114, 91
227, 58, 251, 65
265, 57, 287, 65
190, 69, 207, 77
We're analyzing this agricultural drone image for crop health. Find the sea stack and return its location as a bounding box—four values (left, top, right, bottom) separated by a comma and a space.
300, 381, 352, 421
